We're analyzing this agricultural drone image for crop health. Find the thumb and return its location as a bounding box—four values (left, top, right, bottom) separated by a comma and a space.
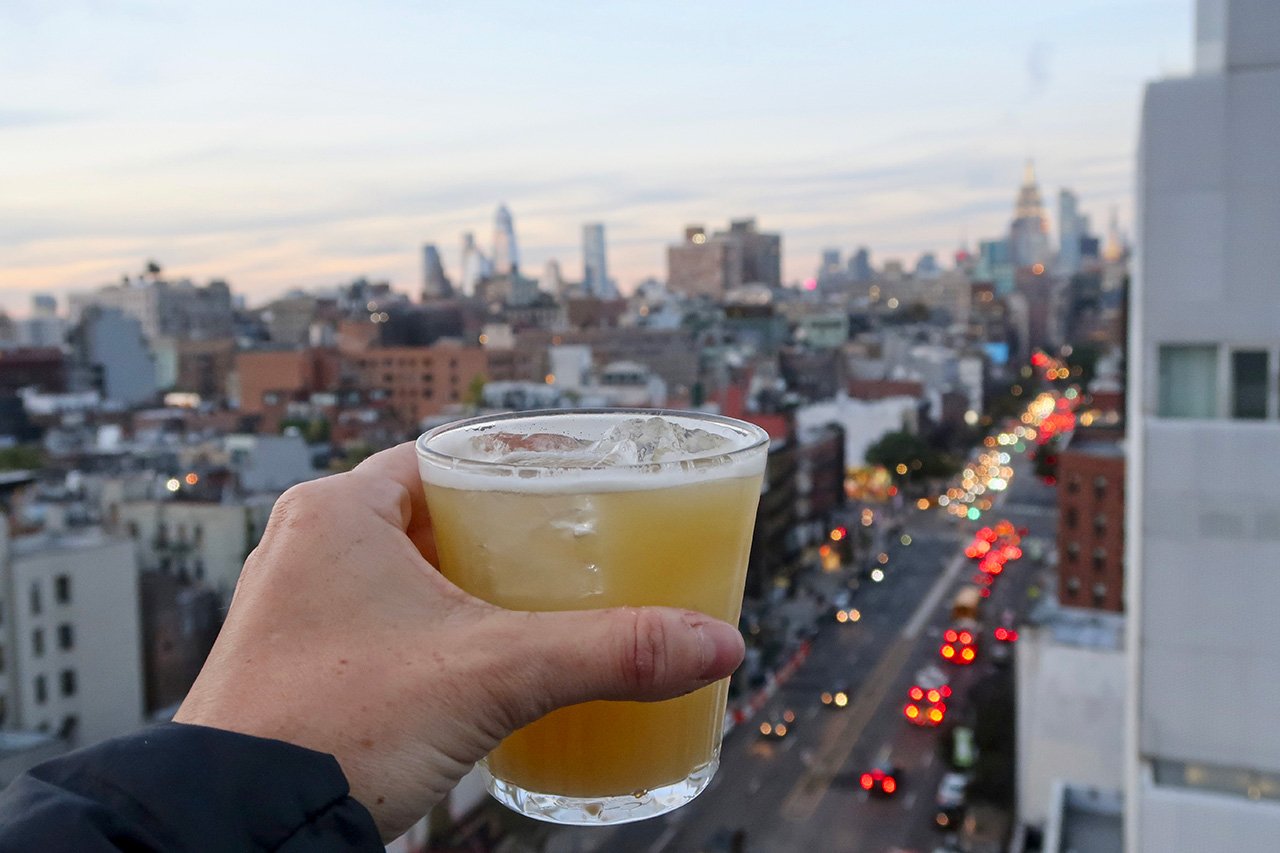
487, 607, 745, 724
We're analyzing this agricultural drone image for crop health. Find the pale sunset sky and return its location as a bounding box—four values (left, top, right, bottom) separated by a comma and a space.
1, 0, 1191, 314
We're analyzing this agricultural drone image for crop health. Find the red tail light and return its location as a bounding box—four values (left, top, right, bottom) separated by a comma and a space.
958, 631, 973, 645
926, 689, 941, 704
941, 644, 956, 658
1008, 630, 1019, 641
961, 647, 976, 662
860, 773, 874, 789
995, 628, 1008, 640
882, 777, 896, 794
941, 685, 952, 697
928, 708, 944, 723
980, 588, 991, 597
944, 630, 958, 642
905, 704, 920, 719
909, 687, 924, 700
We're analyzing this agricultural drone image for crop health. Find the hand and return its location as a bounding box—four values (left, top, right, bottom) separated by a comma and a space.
174, 442, 745, 840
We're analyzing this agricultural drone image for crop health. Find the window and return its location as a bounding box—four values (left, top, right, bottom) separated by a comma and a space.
1066, 507, 1078, 530
32, 629, 44, 657
1159, 345, 1218, 418
1094, 476, 1108, 498
1094, 548, 1107, 572
57, 624, 74, 651
1066, 576, 1081, 595
29, 582, 41, 616
1094, 514, 1107, 536
1232, 350, 1268, 419
1093, 582, 1107, 606
60, 669, 76, 697
127, 521, 139, 539
1067, 477, 1080, 494
1067, 542, 1080, 564
54, 575, 70, 605
34, 675, 47, 704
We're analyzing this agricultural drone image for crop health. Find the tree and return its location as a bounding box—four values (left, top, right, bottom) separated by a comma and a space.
463, 374, 487, 409
865, 430, 959, 484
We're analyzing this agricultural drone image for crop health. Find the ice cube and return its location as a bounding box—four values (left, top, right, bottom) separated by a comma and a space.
594, 416, 732, 463
469, 431, 591, 462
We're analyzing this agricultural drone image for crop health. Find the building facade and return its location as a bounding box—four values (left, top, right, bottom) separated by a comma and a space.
1127, 4, 1280, 849
582, 223, 610, 298
1056, 435, 1125, 612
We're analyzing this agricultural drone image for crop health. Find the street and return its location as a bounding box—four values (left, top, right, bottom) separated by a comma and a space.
544, 457, 1057, 853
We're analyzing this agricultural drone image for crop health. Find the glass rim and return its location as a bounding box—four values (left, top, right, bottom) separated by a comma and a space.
415, 407, 771, 477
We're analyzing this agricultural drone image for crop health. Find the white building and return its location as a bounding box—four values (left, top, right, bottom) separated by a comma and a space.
0, 522, 144, 747
795, 394, 919, 466
1127, 3, 1280, 849
1016, 602, 1125, 828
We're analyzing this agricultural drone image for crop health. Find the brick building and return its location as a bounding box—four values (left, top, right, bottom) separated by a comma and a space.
1056, 433, 1125, 612
234, 349, 342, 415
346, 343, 488, 429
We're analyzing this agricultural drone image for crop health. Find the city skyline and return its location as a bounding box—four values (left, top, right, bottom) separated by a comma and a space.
1, 1, 1190, 313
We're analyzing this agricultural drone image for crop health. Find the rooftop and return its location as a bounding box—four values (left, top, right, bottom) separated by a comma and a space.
1028, 597, 1125, 651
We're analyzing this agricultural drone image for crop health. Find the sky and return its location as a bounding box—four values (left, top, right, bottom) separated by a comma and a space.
1, 0, 1193, 314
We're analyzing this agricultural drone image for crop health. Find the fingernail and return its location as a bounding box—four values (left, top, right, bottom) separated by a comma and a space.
687, 615, 745, 681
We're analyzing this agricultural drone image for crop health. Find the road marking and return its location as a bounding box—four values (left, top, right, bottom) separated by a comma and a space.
903, 551, 966, 640
780, 637, 914, 822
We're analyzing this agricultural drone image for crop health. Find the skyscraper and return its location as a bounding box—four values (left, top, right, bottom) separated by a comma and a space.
459, 232, 491, 297
1057, 189, 1083, 274
421, 244, 452, 301
1009, 160, 1051, 268
492, 204, 519, 276
582, 223, 611, 298
1128, 3, 1280, 850
848, 247, 873, 282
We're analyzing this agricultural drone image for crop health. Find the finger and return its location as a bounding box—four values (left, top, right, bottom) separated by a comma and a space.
351, 441, 438, 563
481, 607, 745, 725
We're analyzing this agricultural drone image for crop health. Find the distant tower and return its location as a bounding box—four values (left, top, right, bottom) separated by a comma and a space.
539, 259, 566, 297
848, 247, 873, 282
582, 223, 611, 297
421, 244, 452, 301
1104, 206, 1124, 261
1057, 189, 1083, 274
492, 205, 519, 276
1009, 160, 1052, 268
460, 232, 490, 297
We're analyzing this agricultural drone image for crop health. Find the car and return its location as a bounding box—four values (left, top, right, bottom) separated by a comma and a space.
951, 726, 977, 770
758, 709, 796, 739
934, 772, 969, 830
860, 762, 901, 797
904, 665, 951, 726
821, 684, 852, 709
940, 624, 979, 665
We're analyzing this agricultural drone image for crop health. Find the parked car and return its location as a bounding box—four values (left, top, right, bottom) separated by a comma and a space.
934, 772, 969, 830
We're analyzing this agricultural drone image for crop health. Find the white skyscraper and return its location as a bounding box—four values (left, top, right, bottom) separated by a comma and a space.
1128, 3, 1280, 850
582, 223, 612, 298
491, 205, 519, 276
459, 232, 491, 297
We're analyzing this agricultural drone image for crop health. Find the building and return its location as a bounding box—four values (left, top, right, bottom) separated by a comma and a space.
1017, 602, 1126, 832
1127, 4, 1280, 849
0, 519, 144, 747
667, 218, 781, 299
346, 343, 488, 429
16, 295, 67, 349
67, 307, 157, 407
0, 349, 66, 395
421, 244, 452, 301
459, 232, 490, 297
233, 348, 342, 416
848, 247, 873, 282
1057, 434, 1125, 612
582, 223, 612, 298
1058, 189, 1085, 275
491, 205, 518, 277
1009, 160, 1052, 268
69, 278, 233, 343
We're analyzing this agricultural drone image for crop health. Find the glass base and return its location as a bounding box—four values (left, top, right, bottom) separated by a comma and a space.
481, 758, 718, 825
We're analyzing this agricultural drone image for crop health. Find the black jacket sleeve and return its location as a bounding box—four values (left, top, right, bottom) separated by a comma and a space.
0, 722, 385, 852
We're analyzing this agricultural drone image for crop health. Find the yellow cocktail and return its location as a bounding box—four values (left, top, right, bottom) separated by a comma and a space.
417, 410, 768, 824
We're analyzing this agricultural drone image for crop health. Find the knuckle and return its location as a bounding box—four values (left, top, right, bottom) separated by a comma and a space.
624, 609, 668, 693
